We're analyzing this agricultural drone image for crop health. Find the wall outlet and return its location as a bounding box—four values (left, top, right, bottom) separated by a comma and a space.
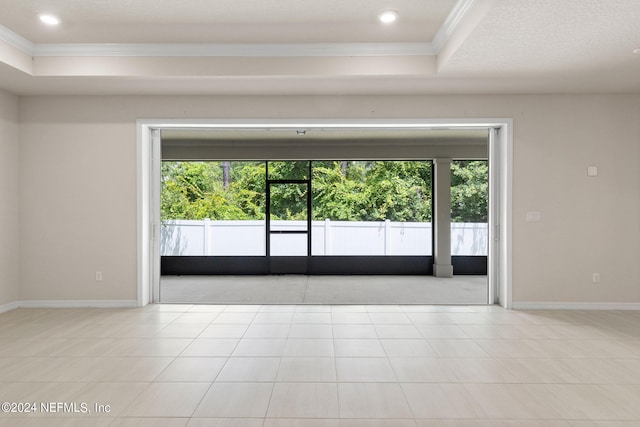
95, 271, 103, 282
592, 273, 600, 283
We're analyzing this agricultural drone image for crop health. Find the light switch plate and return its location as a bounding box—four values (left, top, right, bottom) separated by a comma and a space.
526, 211, 541, 222
587, 166, 598, 177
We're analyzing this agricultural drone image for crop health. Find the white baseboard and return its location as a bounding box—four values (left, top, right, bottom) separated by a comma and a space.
0, 301, 21, 314
3, 300, 639, 312
6, 300, 138, 310
512, 302, 640, 310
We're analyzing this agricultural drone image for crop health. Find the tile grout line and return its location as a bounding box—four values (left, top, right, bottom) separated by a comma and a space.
331, 309, 343, 420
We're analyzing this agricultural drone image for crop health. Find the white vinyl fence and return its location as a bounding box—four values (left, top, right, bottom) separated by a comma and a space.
161, 220, 488, 257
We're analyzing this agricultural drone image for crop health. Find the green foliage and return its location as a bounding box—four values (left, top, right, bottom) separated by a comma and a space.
451, 160, 489, 222
269, 182, 308, 220
265, 161, 310, 220
161, 162, 264, 221
310, 161, 433, 221
267, 160, 310, 180
311, 162, 368, 221
161, 160, 487, 223
359, 161, 432, 222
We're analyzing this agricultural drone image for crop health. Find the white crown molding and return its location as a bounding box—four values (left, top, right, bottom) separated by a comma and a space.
512, 302, 640, 311
432, 0, 477, 54
33, 42, 434, 57
0, 24, 434, 57
0, 24, 35, 54
0, 0, 477, 59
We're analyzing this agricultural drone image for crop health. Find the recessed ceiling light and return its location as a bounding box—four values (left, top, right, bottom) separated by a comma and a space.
378, 10, 399, 24
39, 14, 61, 26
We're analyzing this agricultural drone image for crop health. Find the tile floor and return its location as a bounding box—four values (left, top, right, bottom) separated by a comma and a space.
1, 304, 640, 426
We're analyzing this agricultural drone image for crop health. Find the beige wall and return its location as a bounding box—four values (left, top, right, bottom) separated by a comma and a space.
0, 90, 20, 308
17, 94, 640, 304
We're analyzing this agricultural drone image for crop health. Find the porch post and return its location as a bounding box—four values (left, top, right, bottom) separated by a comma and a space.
433, 158, 453, 277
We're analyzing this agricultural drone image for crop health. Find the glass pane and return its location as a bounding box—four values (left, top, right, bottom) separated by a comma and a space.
270, 234, 308, 256
268, 182, 308, 256
450, 160, 488, 256
160, 161, 266, 256
269, 183, 308, 225
311, 161, 432, 256
267, 161, 310, 180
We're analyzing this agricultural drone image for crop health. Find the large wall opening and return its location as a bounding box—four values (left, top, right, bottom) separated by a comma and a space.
137, 120, 512, 307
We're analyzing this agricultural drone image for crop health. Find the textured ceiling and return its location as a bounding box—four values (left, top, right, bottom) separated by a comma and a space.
0, 0, 639, 95
440, 0, 640, 76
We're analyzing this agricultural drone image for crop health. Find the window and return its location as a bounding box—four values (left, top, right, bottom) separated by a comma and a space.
161, 161, 266, 256
160, 160, 434, 258
311, 161, 432, 256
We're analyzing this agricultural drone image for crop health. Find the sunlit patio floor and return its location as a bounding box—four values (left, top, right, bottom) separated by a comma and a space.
160, 275, 488, 305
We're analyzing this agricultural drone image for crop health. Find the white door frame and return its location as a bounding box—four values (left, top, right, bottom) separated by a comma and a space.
136, 118, 513, 308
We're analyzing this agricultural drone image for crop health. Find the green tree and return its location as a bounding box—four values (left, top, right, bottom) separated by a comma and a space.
361, 161, 432, 222
230, 162, 266, 219
312, 161, 368, 220
267, 161, 309, 220
161, 161, 263, 221
311, 161, 432, 222
450, 160, 488, 222
161, 160, 487, 224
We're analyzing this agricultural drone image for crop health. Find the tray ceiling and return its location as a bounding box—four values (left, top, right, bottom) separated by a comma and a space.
0, 0, 639, 95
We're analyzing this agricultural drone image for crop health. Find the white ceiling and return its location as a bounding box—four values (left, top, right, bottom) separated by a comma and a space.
1, 0, 456, 43
161, 128, 489, 143
0, 0, 639, 96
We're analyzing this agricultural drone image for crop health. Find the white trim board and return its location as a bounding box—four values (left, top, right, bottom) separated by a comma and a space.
0, 301, 21, 314
4, 301, 639, 313
512, 302, 640, 311
137, 117, 513, 309
1, 300, 139, 313
34, 42, 433, 57
16, 300, 138, 309
432, 0, 477, 53
0, 25, 433, 57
